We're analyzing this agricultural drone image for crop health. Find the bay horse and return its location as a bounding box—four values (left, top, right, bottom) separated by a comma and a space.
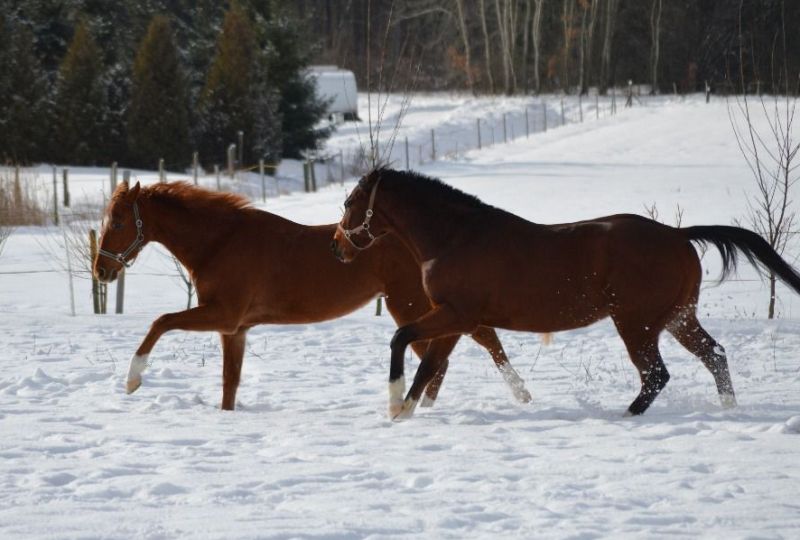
92, 181, 532, 411
332, 168, 800, 419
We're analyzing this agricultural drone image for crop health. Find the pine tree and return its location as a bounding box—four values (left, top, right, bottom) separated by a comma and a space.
197, 0, 281, 167
128, 15, 190, 169
0, 15, 50, 164
263, 9, 330, 159
52, 20, 108, 165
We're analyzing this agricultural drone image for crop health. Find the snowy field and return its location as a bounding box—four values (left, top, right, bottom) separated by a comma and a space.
1, 94, 800, 538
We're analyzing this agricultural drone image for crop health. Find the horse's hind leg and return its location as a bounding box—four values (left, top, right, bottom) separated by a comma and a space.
668, 312, 736, 409
407, 340, 448, 408
220, 328, 248, 411
470, 326, 531, 404
613, 318, 671, 416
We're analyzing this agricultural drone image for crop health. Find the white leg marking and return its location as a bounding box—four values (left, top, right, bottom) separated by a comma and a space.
720, 393, 737, 409
419, 394, 436, 408
392, 398, 419, 421
498, 363, 532, 403
126, 354, 149, 394
387, 377, 406, 418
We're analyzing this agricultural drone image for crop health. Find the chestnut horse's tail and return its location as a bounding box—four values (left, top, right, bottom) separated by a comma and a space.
682, 225, 800, 294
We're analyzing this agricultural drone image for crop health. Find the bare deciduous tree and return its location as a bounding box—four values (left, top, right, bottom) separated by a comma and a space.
649, 0, 663, 94
728, 1, 800, 318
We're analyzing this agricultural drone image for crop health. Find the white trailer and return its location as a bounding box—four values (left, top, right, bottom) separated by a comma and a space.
307, 65, 359, 121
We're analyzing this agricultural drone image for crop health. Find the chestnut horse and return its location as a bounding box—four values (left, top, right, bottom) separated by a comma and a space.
332, 168, 800, 419
92, 181, 531, 411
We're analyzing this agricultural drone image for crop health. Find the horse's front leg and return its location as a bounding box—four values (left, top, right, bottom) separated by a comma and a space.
127, 304, 238, 394
389, 305, 475, 420
220, 328, 248, 411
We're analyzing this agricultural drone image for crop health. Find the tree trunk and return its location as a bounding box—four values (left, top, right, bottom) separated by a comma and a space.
454, 0, 475, 94
478, 0, 495, 93
650, 0, 663, 94
531, 0, 544, 93
600, 0, 620, 94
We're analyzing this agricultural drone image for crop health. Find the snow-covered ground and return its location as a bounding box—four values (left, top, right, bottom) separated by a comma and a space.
1, 94, 799, 539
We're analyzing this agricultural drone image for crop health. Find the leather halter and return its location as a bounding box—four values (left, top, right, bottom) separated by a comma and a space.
337, 177, 382, 250
98, 201, 145, 268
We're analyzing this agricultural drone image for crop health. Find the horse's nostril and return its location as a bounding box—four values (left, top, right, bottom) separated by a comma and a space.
330, 240, 338, 254
97, 267, 106, 279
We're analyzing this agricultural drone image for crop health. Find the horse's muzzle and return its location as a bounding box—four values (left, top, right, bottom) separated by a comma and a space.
94, 266, 118, 283
330, 240, 346, 263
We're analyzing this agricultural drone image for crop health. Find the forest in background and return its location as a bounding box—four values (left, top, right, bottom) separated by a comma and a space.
2, 0, 799, 168
303, 0, 800, 95
0, 0, 330, 167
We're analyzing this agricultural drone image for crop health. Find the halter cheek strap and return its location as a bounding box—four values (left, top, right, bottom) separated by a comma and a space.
98, 201, 145, 268
338, 177, 382, 251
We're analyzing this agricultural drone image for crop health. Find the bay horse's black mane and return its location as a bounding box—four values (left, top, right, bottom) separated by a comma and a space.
367, 167, 497, 212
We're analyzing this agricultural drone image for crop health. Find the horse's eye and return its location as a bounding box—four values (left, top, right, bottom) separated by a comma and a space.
344, 198, 352, 209
112, 221, 123, 230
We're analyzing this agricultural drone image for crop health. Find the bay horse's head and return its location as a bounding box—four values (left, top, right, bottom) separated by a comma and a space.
93, 181, 146, 283
332, 169, 390, 262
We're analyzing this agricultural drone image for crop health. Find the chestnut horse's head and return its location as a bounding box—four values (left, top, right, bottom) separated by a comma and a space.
93, 181, 145, 283
332, 169, 390, 262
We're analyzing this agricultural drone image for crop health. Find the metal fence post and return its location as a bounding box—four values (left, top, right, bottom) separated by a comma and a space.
158, 158, 165, 182
405, 136, 410, 170
477, 119, 482, 149
110, 161, 117, 192
193, 152, 199, 185
430, 129, 436, 161
525, 107, 530, 138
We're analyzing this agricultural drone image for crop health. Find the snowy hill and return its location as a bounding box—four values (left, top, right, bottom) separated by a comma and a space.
1, 94, 799, 539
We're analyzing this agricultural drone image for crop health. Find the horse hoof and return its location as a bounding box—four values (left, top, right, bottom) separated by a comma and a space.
419, 395, 436, 408
390, 399, 418, 421
514, 387, 532, 404
126, 377, 142, 394
720, 394, 737, 409
388, 400, 404, 419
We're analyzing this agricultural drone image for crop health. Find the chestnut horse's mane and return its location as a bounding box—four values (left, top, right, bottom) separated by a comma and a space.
371, 168, 496, 212
139, 181, 252, 214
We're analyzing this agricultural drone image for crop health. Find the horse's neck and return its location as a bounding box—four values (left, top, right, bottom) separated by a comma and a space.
146, 198, 231, 273
385, 198, 467, 263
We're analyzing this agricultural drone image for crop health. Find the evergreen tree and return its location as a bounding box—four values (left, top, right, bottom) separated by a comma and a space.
52, 20, 108, 165
197, 0, 281, 167
128, 15, 190, 169
263, 10, 330, 159
0, 15, 50, 164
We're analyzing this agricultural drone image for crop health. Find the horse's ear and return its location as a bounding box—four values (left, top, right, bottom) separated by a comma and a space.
128, 181, 141, 202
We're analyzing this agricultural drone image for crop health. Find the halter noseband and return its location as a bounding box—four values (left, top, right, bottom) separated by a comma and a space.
98, 201, 145, 268
337, 177, 382, 250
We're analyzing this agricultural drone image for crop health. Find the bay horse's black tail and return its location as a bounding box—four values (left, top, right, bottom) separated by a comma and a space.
683, 225, 800, 294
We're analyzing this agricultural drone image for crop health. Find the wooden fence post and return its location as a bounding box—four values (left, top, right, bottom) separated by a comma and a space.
227, 144, 236, 178
214, 165, 221, 190
110, 161, 117, 192
596, 94, 600, 119
503, 113, 508, 143
560, 99, 565, 125
430, 129, 436, 161
310, 159, 317, 192
116, 269, 125, 314
477, 119, 482, 149
62, 168, 70, 207
158, 158, 165, 182
578, 94, 583, 122
52, 167, 59, 226
404, 136, 410, 170
303, 161, 310, 192
259, 159, 266, 202
525, 107, 530, 138
89, 229, 100, 314
339, 149, 345, 184
543, 103, 548, 132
